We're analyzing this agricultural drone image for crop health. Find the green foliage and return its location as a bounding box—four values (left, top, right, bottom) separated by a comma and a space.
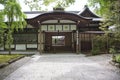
0, 28, 5, 47
109, 46, 117, 62
5, 31, 13, 48
113, 55, 120, 63
24, 0, 75, 11
24, 0, 42, 11
109, 47, 116, 54
91, 48, 100, 55
100, 1, 120, 33
88, 0, 120, 54
115, 55, 120, 63
88, 0, 120, 33
91, 35, 107, 55
0, 11, 7, 47
88, 0, 116, 16
54, 0, 75, 8
0, 0, 7, 4
4, 0, 26, 30
0, 0, 26, 54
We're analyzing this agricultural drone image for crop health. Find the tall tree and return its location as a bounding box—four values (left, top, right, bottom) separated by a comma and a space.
1, 0, 26, 54
24, 0, 75, 11
0, 11, 7, 47
88, 0, 120, 47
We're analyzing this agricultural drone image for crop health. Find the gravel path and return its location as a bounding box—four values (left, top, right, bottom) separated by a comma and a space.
1, 53, 120, 80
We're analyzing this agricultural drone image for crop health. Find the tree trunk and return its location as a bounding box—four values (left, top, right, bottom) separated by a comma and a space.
8, 43, 11, 55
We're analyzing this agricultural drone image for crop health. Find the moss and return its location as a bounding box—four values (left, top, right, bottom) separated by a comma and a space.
0, 54, 24, 64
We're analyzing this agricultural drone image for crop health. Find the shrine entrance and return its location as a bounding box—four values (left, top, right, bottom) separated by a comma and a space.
26, 11, 91, 53
44, 32, 75, 53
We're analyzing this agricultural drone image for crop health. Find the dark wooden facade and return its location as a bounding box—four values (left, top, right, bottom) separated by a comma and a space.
0, 6, 103, 53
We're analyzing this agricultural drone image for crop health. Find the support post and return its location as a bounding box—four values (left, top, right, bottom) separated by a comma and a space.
43, 31, 45, 53
72, 31, 74, 52
38, 21, 42, 54
76, 20, 80, 54
79, 33, 81, 53
76, 30, 79, 53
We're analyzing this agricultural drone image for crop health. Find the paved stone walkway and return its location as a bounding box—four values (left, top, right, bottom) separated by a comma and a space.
1, 53, 120, 80
0, 56, 31, 80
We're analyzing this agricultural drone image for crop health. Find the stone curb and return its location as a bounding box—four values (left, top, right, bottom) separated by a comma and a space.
0, 63, 9, 68
0, 55, 25, 68
109, 61, 120, 68
8, 56, 25, 63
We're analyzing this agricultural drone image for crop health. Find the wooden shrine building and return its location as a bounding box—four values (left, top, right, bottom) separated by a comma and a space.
0, 6, 103, 53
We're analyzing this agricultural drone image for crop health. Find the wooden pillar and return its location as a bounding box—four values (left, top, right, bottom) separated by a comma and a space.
76, 20, 81, 54
79, 33, 81, 52
91, 34, 94, 51
38, 21, 42, 54
72, 31, 74, 52
76, 30, 79, 53
43, 31, 45, 53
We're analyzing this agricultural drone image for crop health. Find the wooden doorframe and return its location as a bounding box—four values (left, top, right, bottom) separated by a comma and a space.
44, 31, 73, 53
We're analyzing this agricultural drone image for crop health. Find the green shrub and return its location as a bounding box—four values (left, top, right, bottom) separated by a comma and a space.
91, 35, 107, 55
109, 47, 116, 54
115, 55, 120, 63
91, 48, 100, 55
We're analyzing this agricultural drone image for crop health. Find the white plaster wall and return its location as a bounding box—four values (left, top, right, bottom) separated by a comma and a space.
0, 47, 4, 50
11, 44, 15, 48
42, 20, 75, 24
56, 25, 62, 31
41, 25, 47, 31
60, 20, 75, 23
27, 24, 34, 28
42, 20, 58, 23
48, 25, 55, 31
16, 44, 26, 50
71, 25, 76, 30
27, 44, 37, 48
63, 25, 69, 31
41, 24, 76, 31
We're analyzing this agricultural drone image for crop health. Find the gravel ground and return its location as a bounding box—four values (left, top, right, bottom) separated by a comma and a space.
0, 53, 120, 80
